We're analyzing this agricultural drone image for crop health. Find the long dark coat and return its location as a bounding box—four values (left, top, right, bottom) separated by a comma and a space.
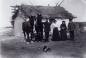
60, 24, 67, 40
44, 21, 51, 32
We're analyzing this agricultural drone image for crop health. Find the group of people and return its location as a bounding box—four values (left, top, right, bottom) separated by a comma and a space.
22, 14, 75, 43
52, 19, 75, 41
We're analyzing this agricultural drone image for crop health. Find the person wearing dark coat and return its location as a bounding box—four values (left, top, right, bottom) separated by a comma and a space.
37, 14, 42, 25
68, 19, 75, 40
35, 14, 43, 42
44, 19, 51, 42
52, 27, 60, 41
60, 21, 67, 41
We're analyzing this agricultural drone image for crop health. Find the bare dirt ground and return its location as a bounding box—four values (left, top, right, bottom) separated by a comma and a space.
0, 28, 86, 58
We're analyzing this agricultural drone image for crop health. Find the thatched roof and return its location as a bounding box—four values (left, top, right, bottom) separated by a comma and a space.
11, 5, 76, 20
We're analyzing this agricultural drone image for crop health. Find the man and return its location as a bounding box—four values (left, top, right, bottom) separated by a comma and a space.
44, 19, 51, 42
68, 18, 75, 40
36, 14, 43, 41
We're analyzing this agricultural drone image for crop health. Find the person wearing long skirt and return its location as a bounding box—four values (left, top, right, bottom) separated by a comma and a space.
60, 21, 67, 41
52, 27, 60, 41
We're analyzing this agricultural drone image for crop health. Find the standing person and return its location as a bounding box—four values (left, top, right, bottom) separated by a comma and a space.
22, 18, 31, 42
44, 19, 51, 42
60, 21, 67, 41
68, 18, 75, 40
36, 13, 43, 42
35, 23, 43, 42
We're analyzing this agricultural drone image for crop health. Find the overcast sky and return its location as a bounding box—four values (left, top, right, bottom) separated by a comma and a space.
0, 0, 86, 27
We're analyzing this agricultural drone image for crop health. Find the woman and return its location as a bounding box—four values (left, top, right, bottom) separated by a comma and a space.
60, 21, 67, 41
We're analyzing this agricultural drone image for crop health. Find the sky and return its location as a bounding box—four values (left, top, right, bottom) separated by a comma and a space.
0, 0, 86, 27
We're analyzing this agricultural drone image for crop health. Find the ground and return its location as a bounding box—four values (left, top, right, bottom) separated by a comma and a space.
0, 28, 86, 58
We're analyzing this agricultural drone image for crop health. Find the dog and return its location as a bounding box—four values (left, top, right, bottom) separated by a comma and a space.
43, 45, 51, 52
